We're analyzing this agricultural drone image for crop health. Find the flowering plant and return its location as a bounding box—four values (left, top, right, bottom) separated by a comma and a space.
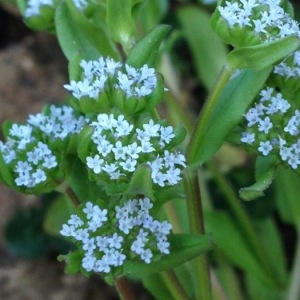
1, 0, 300, 299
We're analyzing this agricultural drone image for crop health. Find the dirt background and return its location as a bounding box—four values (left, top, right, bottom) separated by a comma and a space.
0, 6, 152, 300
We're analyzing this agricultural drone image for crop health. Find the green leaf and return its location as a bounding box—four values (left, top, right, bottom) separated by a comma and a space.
123, 234, 212, 276
177, 6, 228, 90
239, 155, 277, 201
246, 273, 284, 300
153, 184, 185, 215
275, 166, 300, 227
69, 158, 103, 203
55, 1, 117, 60
187, 68, 272, 167
77, 125, 94, 161
254, 218, 287, 285
125, 164, 155, 200
135, 0, 169, 32
68, 52, 83, 81
0, 150, 15, 187
43, 194, 76, 236
141, 273, 174, 299
227, 35, 300, 71
58, 250, 82, 274
106, 0, 135, 51
126, 24, 171, 68
205, 210, 278, 287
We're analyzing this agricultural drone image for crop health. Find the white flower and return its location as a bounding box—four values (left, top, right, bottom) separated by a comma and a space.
131, 238, 146, 255
126, 142, 142, 159
86, 155, 104, 174
157, 238, 170, 254
140, 249, 153, 263
241, 132, 255, 144
15, 161, 32, 174
82, 238, 96, 254
112, 141, 127, 160
60, 224, 76, 237
258, 116, 273, 134
143, 119, 160, 138
280, 146, 292, 161
260, 87, 274, 102
82, 255, 96, 272
42, 155, 57, 169
75, 228, 89, 242
119, 158, 137, 172
159, 126, 175, 146
68, 215, 84, 228
83, 202, 94, 219
258, 140, 273, 156
288, 154, 300, 169
31, 169, 47, 184
108, 233, 123, 249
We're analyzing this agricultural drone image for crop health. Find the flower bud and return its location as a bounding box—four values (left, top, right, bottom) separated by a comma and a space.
211, 0, 299, 48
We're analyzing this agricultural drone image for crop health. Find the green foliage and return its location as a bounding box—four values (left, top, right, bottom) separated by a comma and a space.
123, 234, 213, 276
275, 166, 300, 227
106, 0, 135, 52
126, 24, 171, 68
239, 155, 278, 201
187, 68, 272, 166
226, 36, 300, 71
205, 210, 278, 287
55, 1, 117, 60
2, 0, 300, 299
177, 6, 228, 90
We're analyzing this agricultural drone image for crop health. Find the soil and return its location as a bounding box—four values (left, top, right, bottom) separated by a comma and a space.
0, 6, 151, 300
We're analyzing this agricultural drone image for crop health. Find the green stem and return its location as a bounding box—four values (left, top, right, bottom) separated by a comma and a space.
164, 201, 182, 234
183, 168, 211, 300
187, 65, 233, 165
114, 277, 135, 300
160, 270, 189, 300
287, 228, 300, 300
65, 186, 81, 206
208, 160, 283, 286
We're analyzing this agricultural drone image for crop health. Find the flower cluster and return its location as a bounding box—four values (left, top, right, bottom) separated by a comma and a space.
215, 0, 299, 46
0, 105, 86, 188
84, 113, 186, 187
240, 87, 300, 169
274, 50, 300, 79
64, 57, 157, 100
60, 197, 172, 274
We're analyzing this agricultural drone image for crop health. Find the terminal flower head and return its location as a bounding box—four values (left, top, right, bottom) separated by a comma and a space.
60, 197, 172, 275
0, 105, 87, 191
211, 0, 299, 47
80, 113, 186, 190
64, 57, 163, 114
